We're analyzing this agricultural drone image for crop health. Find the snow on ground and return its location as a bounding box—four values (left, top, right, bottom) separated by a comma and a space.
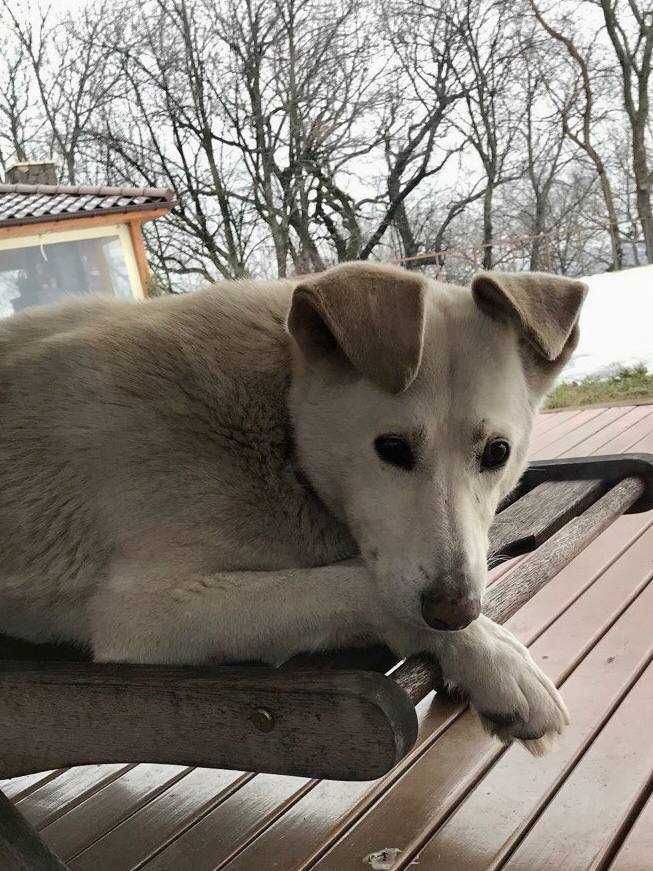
562, 264, 653, 382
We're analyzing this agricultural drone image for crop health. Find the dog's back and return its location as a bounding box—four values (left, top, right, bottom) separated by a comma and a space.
0, 282, 349, 645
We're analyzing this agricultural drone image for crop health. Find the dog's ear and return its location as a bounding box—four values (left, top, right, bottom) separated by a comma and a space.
288, 263, 428, 393
471, 271, 588, 364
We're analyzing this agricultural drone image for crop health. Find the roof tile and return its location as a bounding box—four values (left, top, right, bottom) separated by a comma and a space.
0, 182, 175, 228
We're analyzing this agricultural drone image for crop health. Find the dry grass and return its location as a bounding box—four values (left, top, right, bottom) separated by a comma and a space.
546, 363, 653, 410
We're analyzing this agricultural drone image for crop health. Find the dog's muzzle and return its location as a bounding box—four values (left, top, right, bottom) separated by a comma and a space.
421, 590, 482, 631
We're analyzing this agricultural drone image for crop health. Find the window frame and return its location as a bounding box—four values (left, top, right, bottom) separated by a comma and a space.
0, 222, 145, 300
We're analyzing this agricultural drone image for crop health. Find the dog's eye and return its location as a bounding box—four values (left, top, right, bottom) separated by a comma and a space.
481, 438, 511, 470
374, 435, 415, 471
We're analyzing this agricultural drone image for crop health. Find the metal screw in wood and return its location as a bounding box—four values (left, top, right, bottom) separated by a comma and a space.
251, 707, 275, 733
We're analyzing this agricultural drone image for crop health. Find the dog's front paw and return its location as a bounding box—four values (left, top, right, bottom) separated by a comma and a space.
435, 618, 569, 755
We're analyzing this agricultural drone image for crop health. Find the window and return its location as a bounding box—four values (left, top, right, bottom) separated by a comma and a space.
0, 225, 143, 318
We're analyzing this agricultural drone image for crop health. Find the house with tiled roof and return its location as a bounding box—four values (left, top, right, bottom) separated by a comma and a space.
0, 161, 175, 317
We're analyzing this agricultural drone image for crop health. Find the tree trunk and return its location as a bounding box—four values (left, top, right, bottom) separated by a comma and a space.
577, 133, 624, 270
632, 123, 653, 263
272, 229, 288, 278
482, 180, 494, 270
529, 188, 546, 271
598, 168, 625, 271
393, 200, 420, 268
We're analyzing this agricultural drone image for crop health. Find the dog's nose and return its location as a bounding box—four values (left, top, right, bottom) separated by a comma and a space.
421, 590, 482, 630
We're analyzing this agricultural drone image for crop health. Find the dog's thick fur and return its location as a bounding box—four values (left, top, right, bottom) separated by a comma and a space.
0, 262, 587, 751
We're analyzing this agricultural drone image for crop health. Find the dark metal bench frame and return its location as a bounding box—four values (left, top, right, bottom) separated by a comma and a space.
1, 454, 652, 870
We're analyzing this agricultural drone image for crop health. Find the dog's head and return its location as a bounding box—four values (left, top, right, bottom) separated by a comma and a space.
287, 262, 587, 632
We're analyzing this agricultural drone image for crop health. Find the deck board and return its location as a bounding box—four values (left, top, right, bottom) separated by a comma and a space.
530, 407, 610, 454
532, 407, 583, 436
17, 766, 133, 832
4, 404, 653, 871
143, 774, 315, 871
501, 662, 653, 871
41, 765, 189, 861
0, 771, 62, 802
67, 770, 252, 869
305, 533, 653, 871
532, 406, 632, 458
609, 791, 653, 871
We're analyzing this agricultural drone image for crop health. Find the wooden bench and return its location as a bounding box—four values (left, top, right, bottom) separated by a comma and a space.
1, 452, 652, 870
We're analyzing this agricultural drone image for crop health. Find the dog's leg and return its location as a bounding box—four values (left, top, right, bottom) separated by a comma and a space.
387, 614, 569, 754
90, 558, 380, 665
91, 559, 567, 753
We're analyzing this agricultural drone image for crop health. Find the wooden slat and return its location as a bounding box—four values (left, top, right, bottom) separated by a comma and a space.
0, 772, 62, 803
488, 555, 526, 585
391, 656, 443, 706
487, 403, 648, 572
501, 663, 653, 871
68, 770, 251, 871
490, 528, 653, 712
0, 665, 416, 782
601, 416, 653, 454
556, 406, 653, 457
150, 691, 466, 871
609, 791, 653, 871
217, 695, 466, 871
304, 531, 653, 871
489, 478, 605, 558
484, 477, 645, 626
529, 408, 607, 455
489, 407, 650, 577
507, 509, 653, 643
16, 767, 132, 832
143, 774, 314, 871
550, 406, 642, 458
531, 408, 583, 437
531, 407, 631, 459
41, 765, 189, 861
0, 789, 68, 871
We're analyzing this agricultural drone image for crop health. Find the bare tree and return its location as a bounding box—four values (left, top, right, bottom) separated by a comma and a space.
0, 0, 120, 183
530, 0, 628, 269
596, 0, 653, 261
0, 0, 646, 284
211, 0, 475, 271
342, 0, 510, 271
514, 33, 572, 271
211, 0, 383, 275
612, 130, 646, 264
0, 32, 33, 171
91, 0, 258, 281
451, 0, 525, 269
358, 0, 473, 263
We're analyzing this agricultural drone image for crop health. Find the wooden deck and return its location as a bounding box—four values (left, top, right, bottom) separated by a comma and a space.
3, 404, 653, 871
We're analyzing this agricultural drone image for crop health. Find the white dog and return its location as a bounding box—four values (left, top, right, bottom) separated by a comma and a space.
0, 262, 586, 751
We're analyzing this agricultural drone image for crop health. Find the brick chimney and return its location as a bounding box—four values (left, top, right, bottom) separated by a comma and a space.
5, 160, 58, 186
